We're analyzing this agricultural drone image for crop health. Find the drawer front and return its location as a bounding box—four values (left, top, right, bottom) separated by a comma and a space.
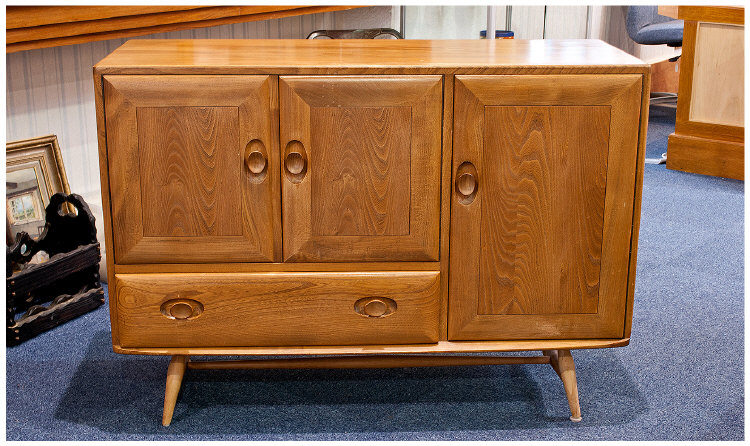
115, 272, 440, 348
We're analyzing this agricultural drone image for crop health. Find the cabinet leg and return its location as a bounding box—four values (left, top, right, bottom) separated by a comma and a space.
162, 355, 188, 427
542, 350, 562, 379
556, 349, 582, 422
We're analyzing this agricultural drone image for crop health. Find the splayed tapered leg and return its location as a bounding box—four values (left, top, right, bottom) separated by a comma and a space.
554, 349, 581, 422
162, 355, 188, 426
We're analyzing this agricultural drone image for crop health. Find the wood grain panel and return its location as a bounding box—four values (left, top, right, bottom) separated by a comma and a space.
478, 106, 608, 315
104, 75, 279, 264
449, 74, 643, 340
676, 5, 744, 25
137, 107, 242, 237
689, 23, 744, 127
8, 7, 329, 40
93, 39, 649, 75
7, 6, 212, 28
311, 106, 411, 237
115, 272, 440, 347
281, 76, 442, 262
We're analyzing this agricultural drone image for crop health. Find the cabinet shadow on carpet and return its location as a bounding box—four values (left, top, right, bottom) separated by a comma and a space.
53, 330, 647, 435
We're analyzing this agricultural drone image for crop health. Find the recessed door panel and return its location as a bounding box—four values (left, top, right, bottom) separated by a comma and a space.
310, 106, 412, 237
137, 106, 242, 238
478, 105, 609, 316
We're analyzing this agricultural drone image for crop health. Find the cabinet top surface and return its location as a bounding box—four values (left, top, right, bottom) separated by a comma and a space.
94, 39, 648, 73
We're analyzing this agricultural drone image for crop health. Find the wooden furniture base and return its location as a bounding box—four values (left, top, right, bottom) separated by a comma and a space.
161, 350, 582, 426
667, 133, 744, 180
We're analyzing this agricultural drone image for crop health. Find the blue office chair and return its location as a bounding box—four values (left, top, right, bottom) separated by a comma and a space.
626, 6, 683, 106
307, 28, 403, 39
626, 6, 683, 164
626, 6, 683, 48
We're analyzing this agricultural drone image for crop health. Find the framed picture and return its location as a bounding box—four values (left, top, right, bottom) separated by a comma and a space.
6, 135, 70, 244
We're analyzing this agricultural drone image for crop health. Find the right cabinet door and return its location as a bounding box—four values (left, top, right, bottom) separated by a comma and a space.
449, 74, 643, 340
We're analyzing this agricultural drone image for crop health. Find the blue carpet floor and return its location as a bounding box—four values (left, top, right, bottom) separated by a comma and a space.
6, 106, 744, 440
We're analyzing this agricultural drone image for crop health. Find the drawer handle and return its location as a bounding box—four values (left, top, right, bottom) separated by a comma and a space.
160, 298, 204, 320
455, 161, 478, 204
284, 140, 308, 183
354, 296, 397, 318
244, 139, 267, 182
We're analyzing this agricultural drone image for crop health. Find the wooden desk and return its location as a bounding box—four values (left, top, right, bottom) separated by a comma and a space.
660, 6, 744, 180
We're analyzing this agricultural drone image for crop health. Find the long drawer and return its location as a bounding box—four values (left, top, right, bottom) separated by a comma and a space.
115, 271, 440, 348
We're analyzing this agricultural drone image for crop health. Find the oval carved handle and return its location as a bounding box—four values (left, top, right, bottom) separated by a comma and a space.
246, 150, 267, 174
160, 298, 204, 321
456, 172, 476, 196
354, 296, 397, 318
284, 140, 308, 183
285, 152, 305, 175
244, 139, 268, 182
455, 161, 478, 204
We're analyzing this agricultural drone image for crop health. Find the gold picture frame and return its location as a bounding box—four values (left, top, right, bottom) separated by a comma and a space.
6, 135, 71, 244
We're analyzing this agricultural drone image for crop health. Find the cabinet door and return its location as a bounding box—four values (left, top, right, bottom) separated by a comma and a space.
449, 75, 643, 340
280, 76, 442, 262
104, 75, 280, 264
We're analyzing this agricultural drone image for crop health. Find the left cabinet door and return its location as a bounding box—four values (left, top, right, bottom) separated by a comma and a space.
104, 75, 280, 264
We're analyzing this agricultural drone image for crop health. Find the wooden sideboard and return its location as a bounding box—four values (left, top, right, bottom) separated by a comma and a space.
661, 6, 744, 180
94, 39, 649, 426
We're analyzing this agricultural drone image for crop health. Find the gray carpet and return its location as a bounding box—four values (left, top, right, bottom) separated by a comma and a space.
6, 106, 744, 440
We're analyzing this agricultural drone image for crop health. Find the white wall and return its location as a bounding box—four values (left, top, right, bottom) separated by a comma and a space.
5, 6, 395, 280
405, 5, 679, 62
404, 5, 588, 40
404, 6, 499, 39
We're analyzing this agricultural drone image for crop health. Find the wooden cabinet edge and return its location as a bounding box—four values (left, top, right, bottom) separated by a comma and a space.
94, 69, 121, 346
623, 70, 651, 339
110, 338, 631, 356
92, 67, 650, 76
113, 262, 442, 274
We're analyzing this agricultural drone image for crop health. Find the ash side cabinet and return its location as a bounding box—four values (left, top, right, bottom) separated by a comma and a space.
94, 39, 649, 426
